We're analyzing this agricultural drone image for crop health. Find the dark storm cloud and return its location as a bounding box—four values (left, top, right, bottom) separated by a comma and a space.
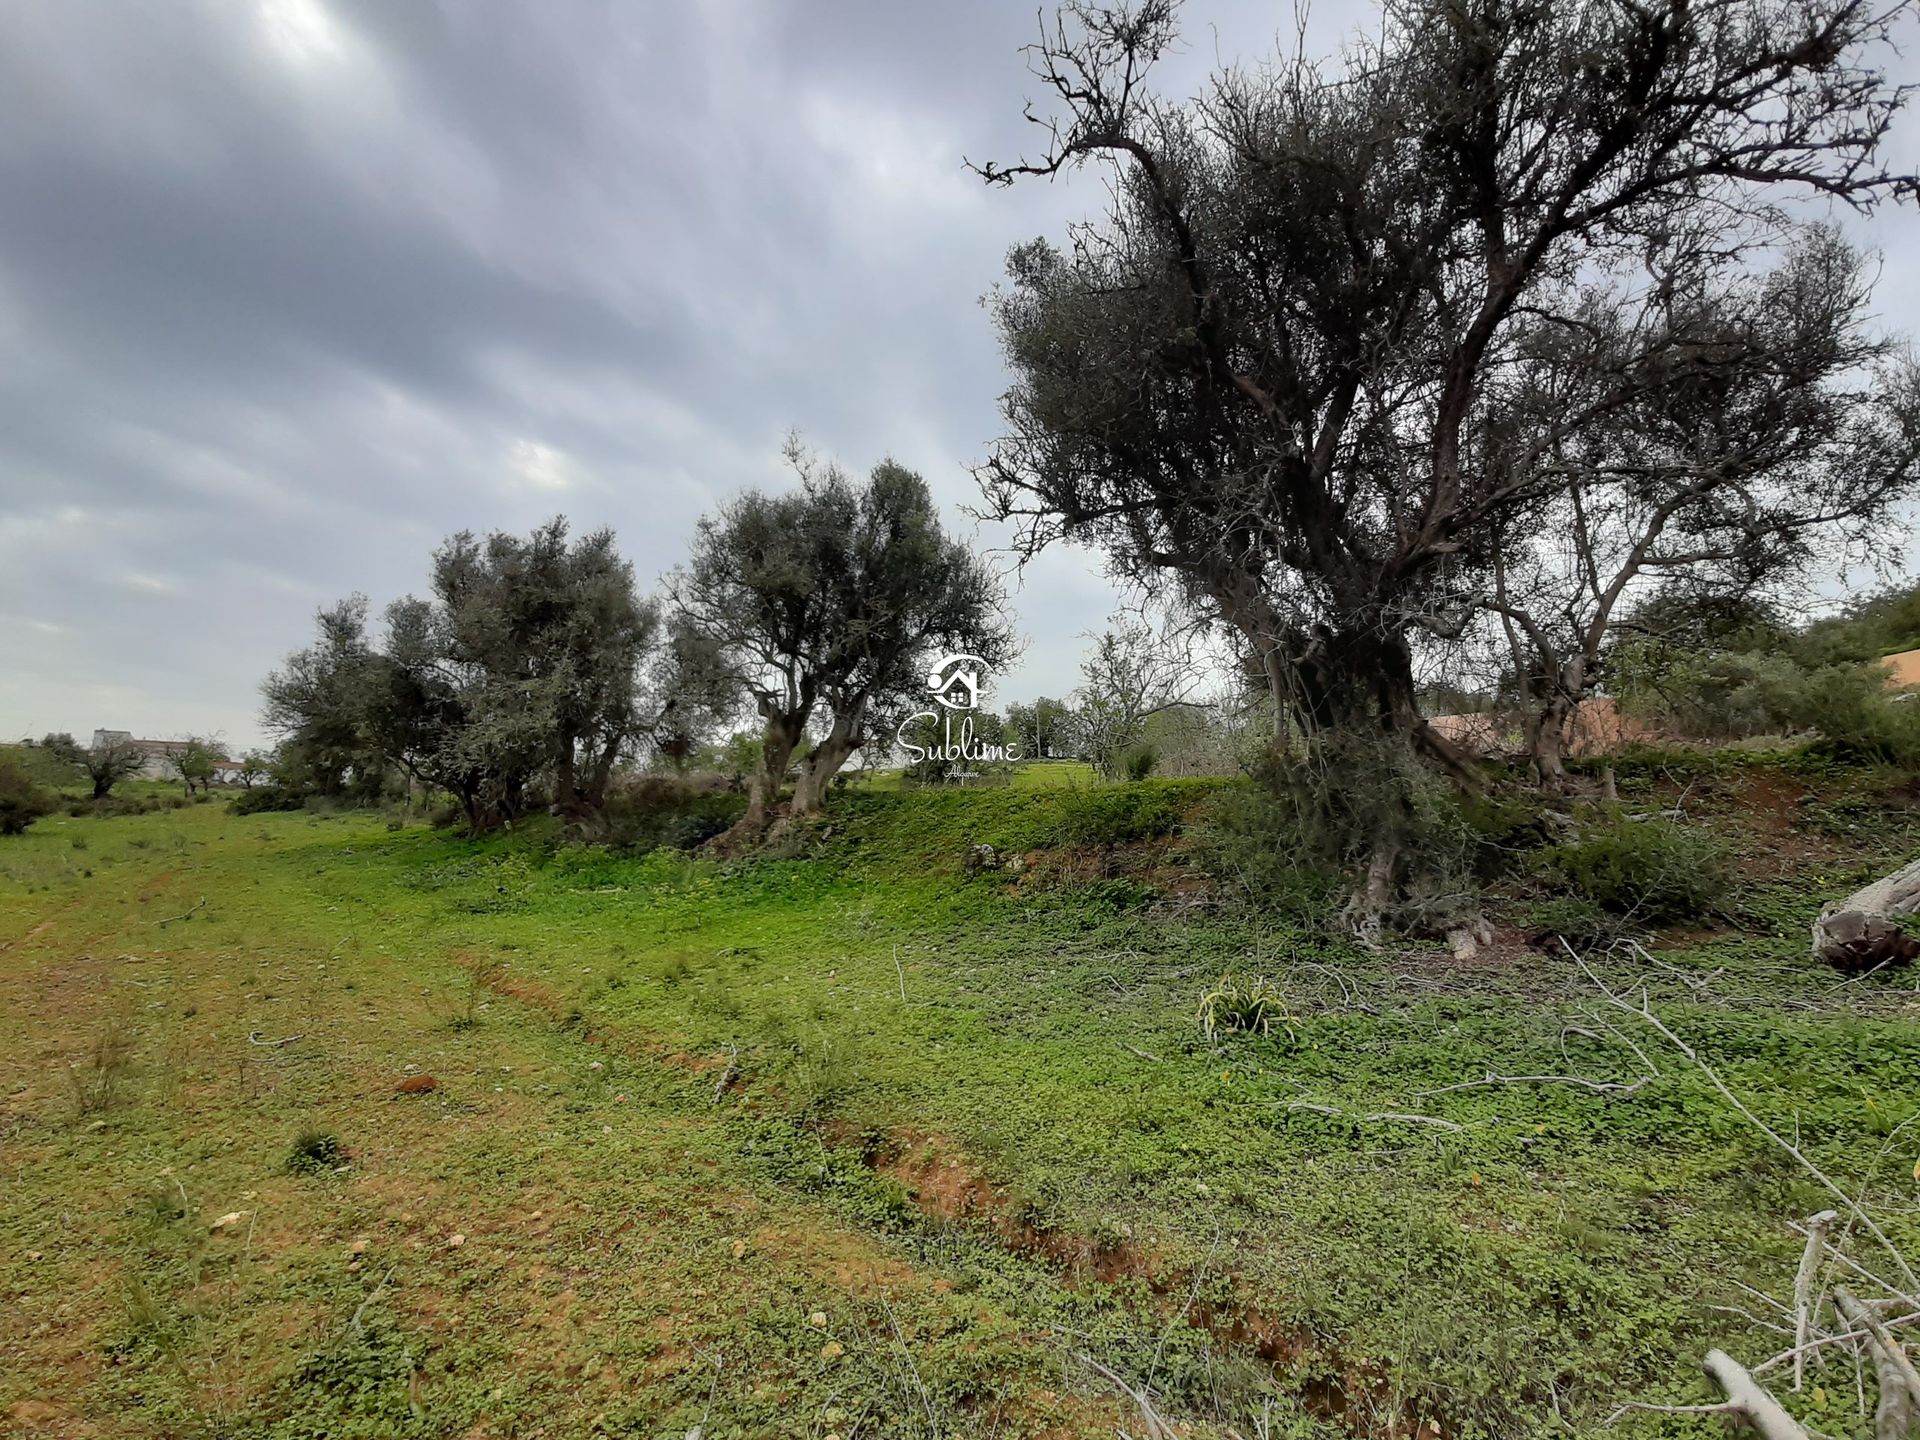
1, 0, 1911, 745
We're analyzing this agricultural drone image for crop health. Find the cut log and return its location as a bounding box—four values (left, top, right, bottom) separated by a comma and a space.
1813, 856, 1920, 973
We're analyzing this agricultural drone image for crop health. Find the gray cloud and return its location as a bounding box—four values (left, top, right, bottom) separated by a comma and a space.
1, 0, 1914, 748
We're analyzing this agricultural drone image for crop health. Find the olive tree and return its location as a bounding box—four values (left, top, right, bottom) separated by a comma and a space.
1476, 231, 1920, 788
429, 519, 661, 817
162, 736, 219, 797
671, 449, 1014, 834
975, 0, 1915, 925
43, 731, 148, 800
264, 519, 665, 830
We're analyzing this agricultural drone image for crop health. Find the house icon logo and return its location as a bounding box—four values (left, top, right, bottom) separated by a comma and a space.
926, 652, 985, 711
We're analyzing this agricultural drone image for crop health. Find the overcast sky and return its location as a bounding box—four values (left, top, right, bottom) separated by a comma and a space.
3, 1, 1917, 752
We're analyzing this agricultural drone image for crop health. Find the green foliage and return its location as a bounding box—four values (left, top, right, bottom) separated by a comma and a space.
1249, 735, 1481, 934
229, 784, 310, 815
1196, 973, 1295, 1042
266, 1311, 434, 1439
0, 752, 58, 835
265, 519, 662, 830
1616, 632, 1920, 770
673, 450, 1015, 809
1534, 811, 1732, 922
1050, 785, 1178, 845
1188, 783, 1343, 916
1118, 744, 1158, 781
601, 773, 746, 851
1786, 663, 1920, 768
1794, 577, 1920, 664
285, 1127, 348, 1176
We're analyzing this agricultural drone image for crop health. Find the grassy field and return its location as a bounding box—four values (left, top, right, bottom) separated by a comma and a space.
4, 760, 1920, 1438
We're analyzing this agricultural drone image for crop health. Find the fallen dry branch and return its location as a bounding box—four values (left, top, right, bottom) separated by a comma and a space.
1076, 1352, 1176, 1440
1564, 939, 1920, 1297
1703, 1349, 1813, 1440
1752, 1310, 1920, 1378
246, 1030, 304, 1048
1574, 940, 1920, 1437
1835, 1288, 1920, 1440
1414, 1071, 1649, 1098
1792, 1210, 1839, 1391
1607, 1351, 1813, 1438
156, 897, 207, 927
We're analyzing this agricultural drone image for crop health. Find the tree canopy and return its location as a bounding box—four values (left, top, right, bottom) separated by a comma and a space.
671, 450, 1015, 831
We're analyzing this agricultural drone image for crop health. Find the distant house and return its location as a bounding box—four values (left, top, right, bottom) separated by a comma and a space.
1426, 712, 1510, 754
90, 730, 242, 782
1884, 648, 1920, 688
1426, 697, 1654, 759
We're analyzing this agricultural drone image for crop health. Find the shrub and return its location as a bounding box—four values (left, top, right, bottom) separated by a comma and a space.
1616, 649, 1808, 740
1524, 895, 1633, 945
602, 773, 747, 851
1198, 736, 1481, 935
1051, 785, 1179, 846
1119, 745, 1159, 781
1785, 663, 1920, 769
1534, 811, 1731, 923
1189, 783, 1343, 916
0, 753, 58, 835
229, 785, 308, 815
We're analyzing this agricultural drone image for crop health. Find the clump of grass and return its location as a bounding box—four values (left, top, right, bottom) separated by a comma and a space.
69, 1015, 136, 1115
1197, 973, 1295, 1043
448, 960, 503, 1030
286, 1126, 348, 1176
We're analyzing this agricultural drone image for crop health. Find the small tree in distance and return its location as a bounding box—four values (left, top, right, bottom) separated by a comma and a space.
43, 732, 148, 801
163, 736, 219, 797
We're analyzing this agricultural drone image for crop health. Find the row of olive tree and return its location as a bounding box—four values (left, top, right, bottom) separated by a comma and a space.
262, 454, 1011, 836
973, 0, 1920, 928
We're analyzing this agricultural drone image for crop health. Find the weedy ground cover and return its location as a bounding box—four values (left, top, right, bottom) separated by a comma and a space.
3, 756, 1918, 1437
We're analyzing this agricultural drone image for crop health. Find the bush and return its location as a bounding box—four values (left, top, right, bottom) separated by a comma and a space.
1534, 811, 1732, 923
1786, 663, 1920, 769
229, 785, 308, 815
1615, 648, 1807, 740
0, 753, 57, 835
1051, 785, 1179, 846
602, 773, 747, 851
1198, 736, 1481, 935
1118, 745, 1158, 781
1189, 783, 1343, 916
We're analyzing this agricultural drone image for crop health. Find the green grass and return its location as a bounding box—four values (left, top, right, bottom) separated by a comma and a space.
3, 766, 1919, 1438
